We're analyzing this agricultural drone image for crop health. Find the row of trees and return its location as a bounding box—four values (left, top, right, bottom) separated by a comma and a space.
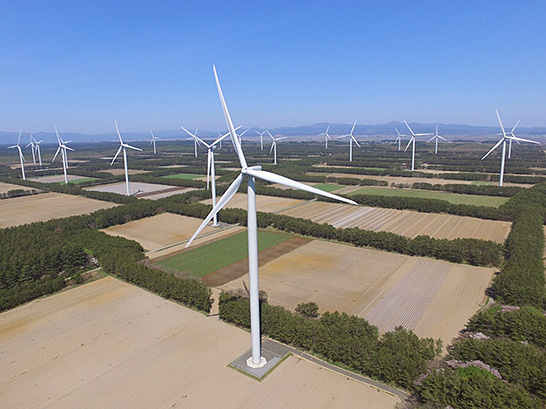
219, 292, 441, 389
409, 182, 523, 197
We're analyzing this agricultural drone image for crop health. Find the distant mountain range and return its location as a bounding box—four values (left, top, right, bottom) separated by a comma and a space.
1, 122, 546, 144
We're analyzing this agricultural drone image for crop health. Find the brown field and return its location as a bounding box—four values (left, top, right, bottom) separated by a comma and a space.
280, 201, 510, 243
103, 168, 150, 176
0, 181, 35, 194
0, 192, 117, 228
101, 212, 244, 259
220, 240, 494, 347
0, 277, 399, 409
86, 181, 187, 199
201, 193, 307, 214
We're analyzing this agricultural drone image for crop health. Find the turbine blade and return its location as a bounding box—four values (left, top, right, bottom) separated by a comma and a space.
269, 142, 275, 154
211, 126, 239, 148
124, 144, 143, 151
404, 137, 413, 152
510, 136, 540, 145
404, 120, 415, 136
52, 147, 61, 162
427, 136, 435, 143
213, 65, 247, 168
111, 146, 122, 165
350, 120, 357, 135
17, 129, 22, 146
438, 136, 448, 141
351, 135, 361, 147
115, 120, 124, 144
206, 150, 212, 189
495, 109, 507, 137
481, 138, 504, 160
511, 120, 520, 134
246, 169, 357, 205
186, 173, 245, 248
65, 146, 75, 151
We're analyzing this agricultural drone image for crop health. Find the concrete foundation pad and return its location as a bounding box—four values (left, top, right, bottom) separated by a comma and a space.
230, 346, 285, 380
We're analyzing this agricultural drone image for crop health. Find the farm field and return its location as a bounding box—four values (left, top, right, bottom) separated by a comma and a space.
0, 276, 399, 409
219, 240, 494, 347
0, 181, 35, 194
0, 192, 117, 228
31, 174, 98, 184
101, 212, 244, 258
103, 168, 149, 176
156, 230, 291, 278
280, 201, 510, 243
346, 185, 508, 207
162, 173, 205, 180
312, 183, 344, 192
86, 181, 187, 198
201, 193, 307, 214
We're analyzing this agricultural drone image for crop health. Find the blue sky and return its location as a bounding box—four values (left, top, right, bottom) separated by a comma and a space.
1, 1, 545, 134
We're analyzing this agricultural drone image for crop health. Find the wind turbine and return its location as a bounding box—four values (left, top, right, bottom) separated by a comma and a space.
33, 135, 43, 166
427, 124, 448, 154
506, 120, 521, 159
185, 65, 357, 369
267, 130, 286, 165
111, 121, 143, 196
394, 127, 406, 151
482, 110, 540, 187
255, 130, 266, 150
336, 120, 359, 162
25, 134, 36, 164
192, 127, 200, 157
319, 125, 332, 149
8, 130, 25, 180
181, 126, 237, 226
52, 126, 74, 184
404, 120, 432, 171
150, 130, 159, 154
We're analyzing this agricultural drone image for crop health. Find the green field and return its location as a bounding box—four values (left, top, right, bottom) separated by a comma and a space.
156, 230, 291, 278
162, 173, 204, 180
347, 186, 508, 207
312, 183, 344, 192
61, 177, 98, 185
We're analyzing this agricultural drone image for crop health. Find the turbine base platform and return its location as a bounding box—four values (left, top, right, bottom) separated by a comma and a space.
230, 346, 284, 380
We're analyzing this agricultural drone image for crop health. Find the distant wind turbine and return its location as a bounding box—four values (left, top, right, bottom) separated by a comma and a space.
26, 134, 36, 164
394, 127, 406, 151
149, 131, 159, 154
52, 126, 74, 184
482, 110, 540, 187
427, 124, 448, 154
255, 130, 266, 150
32, 135, 43, 166
319, 125, 332, 149
8, 130, 25, 180
506, 120, 520, 159
336, 120, 359, 162
267, 130, 286, 165
404, 121, 433, 171
111, 121, 143, 196
185, 65, 357, 369
181, 126, 237, 226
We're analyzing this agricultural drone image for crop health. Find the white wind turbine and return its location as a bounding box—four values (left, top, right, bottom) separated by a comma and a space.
336, 120, 359, 161
427, 124, 448, 154
111, 121, 143, 196
26, 134, 36, 164
482, 110, 540, 187
52, 126, 74, 184
267, 130, 286, 165
8, 130, 26, 180
186, 66, 357, 369
404, 120, 433, 171
181, 126, 236, 227
394, 127, 406, 151
192, 127, 200, 157
505, 120, 520, 159
319, 125, 332, 149
150, 131, 159, 154
255, 130, 266, 150
32, 135, 43, 166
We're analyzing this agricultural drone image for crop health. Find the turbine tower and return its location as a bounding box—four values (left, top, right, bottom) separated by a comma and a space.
267, 131, 286, 165
336, 120, 359, 162
182, 126, 235, 226
186, 65, 357, 368
319, 125, 332, 149
8, 130, 25, 180
150, 131, 159, 154
394, 127, 406, 151
506, 120, 521, 159
52, 126, 74, 184
33, 135, 43, 166
255, 130, 266, 150
111, 121, 143, 196
482, 110, 540, 187
26, 134, 36, 164
427, 124, 448, 154
404, 120, 432, 171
